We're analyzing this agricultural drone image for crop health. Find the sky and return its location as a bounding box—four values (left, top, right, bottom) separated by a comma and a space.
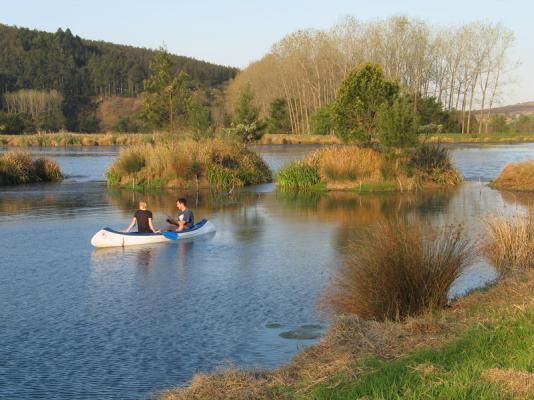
1, 0, 533, 104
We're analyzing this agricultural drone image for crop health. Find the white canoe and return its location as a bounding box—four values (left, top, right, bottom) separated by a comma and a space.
91, 219, 215, 248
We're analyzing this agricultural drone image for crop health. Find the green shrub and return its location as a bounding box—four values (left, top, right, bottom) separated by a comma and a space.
377, 95, 419, 148
277, 161, 321, 190
311, 105, 334, 135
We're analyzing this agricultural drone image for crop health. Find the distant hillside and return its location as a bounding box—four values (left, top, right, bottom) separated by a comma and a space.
487, 101, 534, 115
0, 24, 238, 96
0, 23, 238, 130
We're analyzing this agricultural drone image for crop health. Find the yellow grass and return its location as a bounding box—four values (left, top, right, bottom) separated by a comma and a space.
0, 151, 62, 185
483, 215, 534, 275
258, 134, 341, 145
0, 132, 155, 147
491, 160, 534, 191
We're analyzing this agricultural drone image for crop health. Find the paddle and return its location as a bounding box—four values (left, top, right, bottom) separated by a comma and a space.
162, 231, 180, 240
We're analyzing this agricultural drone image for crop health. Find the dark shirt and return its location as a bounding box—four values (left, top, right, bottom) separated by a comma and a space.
178, 208, 194, 226
134, 210, 153, 233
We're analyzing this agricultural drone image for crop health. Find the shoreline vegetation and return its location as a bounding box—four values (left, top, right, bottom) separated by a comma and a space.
490, 160, 534, 191
106, 140, 272, 190
160, 216, 534, 400
277, 145, 462, 192
3, 131, 534, 148
0, 151, 63, 185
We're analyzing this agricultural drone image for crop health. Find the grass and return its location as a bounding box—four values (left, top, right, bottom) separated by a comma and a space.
311, 308, 534, 399
0, 132, 155, 146
483, 215, 534, 275
490, 160, 534, 191
258, 134, 342, 145
0, 151, 63, 185
322, 220, 474, 321
106, 140, 272, 190
426, 131, 534, 144
276, 145, 461, 192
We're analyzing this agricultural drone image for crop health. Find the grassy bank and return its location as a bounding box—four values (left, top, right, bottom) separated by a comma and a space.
106, 140, 272, 190
0, 132, 155, 147
426, 132, 534, 144
490, 160, 534, 191
277, 145, 462, 192
160, 216, 534, 400
0, 151, 63, 185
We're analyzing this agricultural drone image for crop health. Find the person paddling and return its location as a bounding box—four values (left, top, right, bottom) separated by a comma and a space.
166, 197, 194, 232
125, 201, 160, 233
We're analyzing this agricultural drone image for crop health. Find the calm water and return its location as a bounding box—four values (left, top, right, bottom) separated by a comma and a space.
1, 143, 534, 399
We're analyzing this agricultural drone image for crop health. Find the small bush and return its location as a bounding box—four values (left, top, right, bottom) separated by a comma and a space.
410, 143, 461, 185
324, 220, 474, 320
484, 215, 534, 275
33, 158, 63, 181
277, 161, 321, 190
377, 95, 419, 148
311, 105, 334, 135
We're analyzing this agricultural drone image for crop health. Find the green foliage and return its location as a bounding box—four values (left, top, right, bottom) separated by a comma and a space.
112, 116, 140, 133
267, 98, 291, 133
0, 112, 34, 134
377, 95, 419, 148
311, 105, 334, 135
140, 47, 192, 132
333, 63, 399, 144
410, 142, 461, 185
78, 114, 100, 133
229, 84, 265, 143
277, 161, 321, 190
489, 114, 510, 133
187, 95, 212, 140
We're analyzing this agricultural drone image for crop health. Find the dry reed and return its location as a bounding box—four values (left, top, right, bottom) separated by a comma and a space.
491, 160, 534, 191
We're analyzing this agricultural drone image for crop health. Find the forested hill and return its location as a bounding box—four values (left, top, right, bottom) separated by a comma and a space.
0, 23, 238, 97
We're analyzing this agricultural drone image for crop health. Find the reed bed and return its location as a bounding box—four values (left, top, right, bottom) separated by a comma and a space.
277, 145, 461, 191
0, 151, 63, 185
324, 220, 474, 321
484, 215, 534, 275
0, 132, 155, 147
491, 160, 534, 191
107, 140, 272, 190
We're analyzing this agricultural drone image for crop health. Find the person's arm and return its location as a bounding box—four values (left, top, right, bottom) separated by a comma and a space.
148, 218, 160, 233
124, 217, 136, 232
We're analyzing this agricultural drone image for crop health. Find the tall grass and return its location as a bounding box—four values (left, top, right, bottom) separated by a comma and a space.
410, 143, 462, 186
491, 160, 534, 191
324, 220, 474, 321
484, 215, 534, 275
0, 152, 63, 185
276, 161, 321, 190
107, 140, 272, 190
0, 132, 154, 147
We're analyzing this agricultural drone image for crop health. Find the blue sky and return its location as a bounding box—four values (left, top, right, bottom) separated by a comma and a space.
1, 0, 533, 104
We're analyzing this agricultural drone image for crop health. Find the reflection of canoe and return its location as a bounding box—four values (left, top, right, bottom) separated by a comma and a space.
91, 219, 215, 248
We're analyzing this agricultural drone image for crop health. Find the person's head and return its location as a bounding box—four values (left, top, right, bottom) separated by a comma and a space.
176, 197, 187, 211
139, 201, 148, 210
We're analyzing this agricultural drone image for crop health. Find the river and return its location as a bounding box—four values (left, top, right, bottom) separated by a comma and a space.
1, 143, 534, 399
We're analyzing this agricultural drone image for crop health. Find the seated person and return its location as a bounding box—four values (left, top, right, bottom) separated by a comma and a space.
166, 197, 194, 232
125, 201, 160, 233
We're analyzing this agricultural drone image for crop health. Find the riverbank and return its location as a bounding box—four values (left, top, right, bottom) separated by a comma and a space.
2, 132, 534, 147
160, 268, 534, 399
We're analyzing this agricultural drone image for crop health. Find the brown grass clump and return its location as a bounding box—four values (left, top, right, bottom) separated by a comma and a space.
483, 215, 534, 275
107, 140, 272, 190
323, 220, 474, 320
481, 368, 534, 399
491, 160, 534, 191
311, 146, 383, 182
0, 151, 63, 185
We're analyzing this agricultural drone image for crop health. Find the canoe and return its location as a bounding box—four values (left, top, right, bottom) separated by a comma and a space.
91, 219, 215, 248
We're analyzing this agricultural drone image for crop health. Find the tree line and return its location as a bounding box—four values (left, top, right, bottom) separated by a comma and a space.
227, 16, 514, 135
0, 23, 238, 131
